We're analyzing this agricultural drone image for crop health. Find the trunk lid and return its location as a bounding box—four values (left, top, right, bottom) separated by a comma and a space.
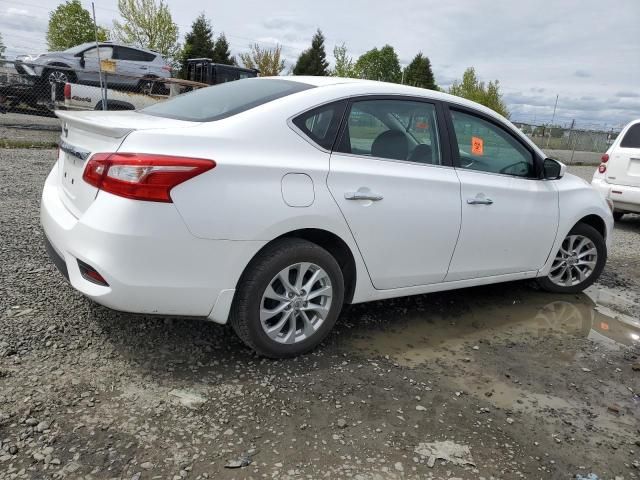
54, 110, 196, 217
606, 122, 640, 188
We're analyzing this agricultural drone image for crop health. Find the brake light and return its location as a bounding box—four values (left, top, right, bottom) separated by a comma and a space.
601, 153, 609, 163
83, 153, 215, 202
64, 82, 71, 99
162, 65, 172, 71
598, 164, 607, 174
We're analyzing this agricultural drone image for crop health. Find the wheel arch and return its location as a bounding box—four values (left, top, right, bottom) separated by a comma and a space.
237, 228, 358, 304
575, 214, 607, 240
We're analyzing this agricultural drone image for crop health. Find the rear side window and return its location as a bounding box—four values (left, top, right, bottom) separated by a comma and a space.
141, 78, 314, 122
620, 123, 640, 148
292, 101, 346, 150
115, 47, 156, 62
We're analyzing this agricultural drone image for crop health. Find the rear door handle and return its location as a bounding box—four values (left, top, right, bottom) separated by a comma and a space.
345, 192, 384, 201
467, 198, 493, 205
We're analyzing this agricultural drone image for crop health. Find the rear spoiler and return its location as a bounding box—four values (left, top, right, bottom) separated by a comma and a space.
55, 110, 134, 138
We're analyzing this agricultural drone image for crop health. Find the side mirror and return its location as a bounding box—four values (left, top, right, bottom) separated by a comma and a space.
78, 54, 85, 68
543, 158, 566, 180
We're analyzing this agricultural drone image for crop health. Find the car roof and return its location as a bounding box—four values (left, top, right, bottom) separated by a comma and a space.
267, 75, 510, 123
70, 41, 160, 56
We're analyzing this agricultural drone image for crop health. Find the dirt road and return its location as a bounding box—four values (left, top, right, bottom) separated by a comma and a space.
1, 151, 638, 479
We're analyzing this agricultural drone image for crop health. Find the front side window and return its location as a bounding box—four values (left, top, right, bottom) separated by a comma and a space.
620, 123, 640, 148
335, 99, 442, 165
292, 101, 346, 150
141, 78, 314, 122
450, 110, 535, 178
83, 46, 113, 60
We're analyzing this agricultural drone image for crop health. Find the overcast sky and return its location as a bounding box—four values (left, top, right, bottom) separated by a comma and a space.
1, 0, 638, 126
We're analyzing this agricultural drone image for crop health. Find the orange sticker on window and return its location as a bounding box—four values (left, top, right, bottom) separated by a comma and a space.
415, 122, 428, 130
471, 136, 484, 155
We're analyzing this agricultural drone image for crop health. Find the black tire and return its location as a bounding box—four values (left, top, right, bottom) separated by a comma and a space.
230, 238, 345, 358
537, 223, 606, 294
613, 211, 624, 221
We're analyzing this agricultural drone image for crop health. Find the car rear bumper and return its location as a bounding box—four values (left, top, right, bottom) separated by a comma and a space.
592, 178, 640, 213
40, 164, 265, 322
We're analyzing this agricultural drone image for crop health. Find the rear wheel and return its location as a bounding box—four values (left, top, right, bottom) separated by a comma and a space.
537, 223, 606, 294
230, 238, 344, 358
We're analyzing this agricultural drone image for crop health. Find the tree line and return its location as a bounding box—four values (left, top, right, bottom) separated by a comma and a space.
43, 0, 509, 117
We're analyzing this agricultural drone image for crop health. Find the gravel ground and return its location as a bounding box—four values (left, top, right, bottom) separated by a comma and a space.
1, 150, 639, 480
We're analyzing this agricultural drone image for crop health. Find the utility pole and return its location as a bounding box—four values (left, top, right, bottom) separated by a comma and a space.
91, 2, 107, 111
545, 94, 559, 148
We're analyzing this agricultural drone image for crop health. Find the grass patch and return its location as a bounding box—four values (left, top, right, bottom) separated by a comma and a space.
0, 139, 57, 149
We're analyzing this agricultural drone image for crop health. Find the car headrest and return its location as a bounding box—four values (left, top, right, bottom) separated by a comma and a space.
408, 144, 433, 164
371, 130, 408, 161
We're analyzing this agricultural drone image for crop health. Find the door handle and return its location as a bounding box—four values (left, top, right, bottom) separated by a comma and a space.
467, 198, 493, 205
345, 192, 384, 201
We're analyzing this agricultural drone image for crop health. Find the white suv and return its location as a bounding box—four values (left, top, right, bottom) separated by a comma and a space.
592, 119, 640, 220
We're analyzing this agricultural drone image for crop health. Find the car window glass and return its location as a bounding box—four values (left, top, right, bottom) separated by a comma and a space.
142, 78, 314, 122
292, 102, 346, 150
620, 124, 640, 148
336, 99, 442, 165
450, 110, 534, 177
116, 47, 155, 62
83, 47, 113, 60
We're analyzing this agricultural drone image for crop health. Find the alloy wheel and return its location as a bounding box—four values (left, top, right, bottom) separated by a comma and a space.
48, 70, 69, 85
260, 262, 333, 344
548, 234, 598, 287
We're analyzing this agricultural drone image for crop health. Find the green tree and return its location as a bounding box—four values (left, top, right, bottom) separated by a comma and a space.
292, 29, 328, 76
112, 0, 179, 61
46, 0, 108, 51
403, 52, 437, 90
331, 43, 356, 77
354, 45, 401, 83
0, 32, 6, 59
239, 43, 285, 76
212, 33, 234, 65
448, 67, 509, 117
179, 13, 214, 75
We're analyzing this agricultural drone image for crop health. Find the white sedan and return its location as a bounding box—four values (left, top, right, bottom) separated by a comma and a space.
41, 76, 613, 357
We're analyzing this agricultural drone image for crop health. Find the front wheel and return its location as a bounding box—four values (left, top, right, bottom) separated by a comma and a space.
230, 238, 344, 358
45, 68, 75, 86
537, 223, 606, 294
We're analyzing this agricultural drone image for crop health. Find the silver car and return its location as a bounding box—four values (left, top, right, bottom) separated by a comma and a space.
17, 41, 172, 89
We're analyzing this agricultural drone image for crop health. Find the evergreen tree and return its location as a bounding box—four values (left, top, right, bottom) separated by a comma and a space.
292, 29, 329, 76
180, 13, 214, 75
212, 33, 234, 65
403, 52, 437, 90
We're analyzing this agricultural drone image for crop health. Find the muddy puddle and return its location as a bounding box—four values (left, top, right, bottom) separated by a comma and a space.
350, 285, 640, 367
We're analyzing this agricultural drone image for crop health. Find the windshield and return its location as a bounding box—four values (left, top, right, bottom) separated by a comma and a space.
63, 43, 93, 54
141, 78, 314, 122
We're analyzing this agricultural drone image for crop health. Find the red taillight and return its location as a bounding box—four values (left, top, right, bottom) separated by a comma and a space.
601, 153, 609, 163
63, 82, 71, 99
162, 65, 172, 71
598, 164, 607, 174
83, 153, 215, 203
77, 259, 109, 286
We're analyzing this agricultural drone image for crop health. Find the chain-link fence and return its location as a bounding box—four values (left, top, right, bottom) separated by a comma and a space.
514, 121, 621, 154
0, 59, 212, 147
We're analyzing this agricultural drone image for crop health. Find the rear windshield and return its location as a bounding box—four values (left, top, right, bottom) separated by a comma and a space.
141, 78, 314, 122
620, 123, 640, 148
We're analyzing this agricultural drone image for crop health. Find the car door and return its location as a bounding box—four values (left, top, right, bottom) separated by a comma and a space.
113, 47, 155, 88
327, 97, 462, 290
78, 46, 113, 85
444, 106, 559, 282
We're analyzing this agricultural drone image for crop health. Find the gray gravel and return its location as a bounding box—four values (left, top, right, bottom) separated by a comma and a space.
1, 148, 639, 480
